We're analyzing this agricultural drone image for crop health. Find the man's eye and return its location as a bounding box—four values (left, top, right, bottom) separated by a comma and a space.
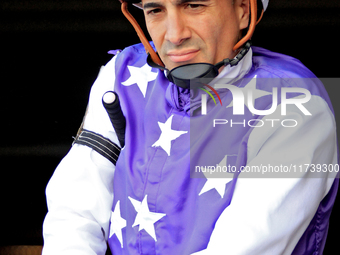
188, 4, 202, 9
147, 8, 162, 15
185, 3, 205, 11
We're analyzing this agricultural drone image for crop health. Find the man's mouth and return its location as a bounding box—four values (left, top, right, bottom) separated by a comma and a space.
167, 49, 200, 63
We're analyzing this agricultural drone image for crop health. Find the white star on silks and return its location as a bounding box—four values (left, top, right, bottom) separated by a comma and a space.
152, 115, 188, 156
226, 75, 272, 115
198, 155, 234, 198
128, 195, 166, 242
109, 201, 127, 248
122, 63, 158, 97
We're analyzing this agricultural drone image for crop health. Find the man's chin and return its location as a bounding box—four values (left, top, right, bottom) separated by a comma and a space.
165, 60, 200, 72
162, 53, 205, 71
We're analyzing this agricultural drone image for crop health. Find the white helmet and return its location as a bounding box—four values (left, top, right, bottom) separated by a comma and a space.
262, 0, 269, 11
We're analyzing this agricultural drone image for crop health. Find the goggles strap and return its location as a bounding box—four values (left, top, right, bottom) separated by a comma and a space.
233, 0, 258, 51
121, 2, 164, 67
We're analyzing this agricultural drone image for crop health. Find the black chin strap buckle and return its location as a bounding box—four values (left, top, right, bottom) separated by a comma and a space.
147, 40, 252, 89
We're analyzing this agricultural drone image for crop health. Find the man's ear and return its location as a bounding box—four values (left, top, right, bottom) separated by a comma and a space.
235, 0, 250, 30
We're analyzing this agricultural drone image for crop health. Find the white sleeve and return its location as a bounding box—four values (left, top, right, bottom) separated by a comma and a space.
42, 55, 119, 255
193, 95, 338, 255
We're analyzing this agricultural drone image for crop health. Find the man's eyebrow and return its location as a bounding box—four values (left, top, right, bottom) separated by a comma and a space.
176, 0, 210, 5
143, 2, 164, 9
143, 0, 210, 9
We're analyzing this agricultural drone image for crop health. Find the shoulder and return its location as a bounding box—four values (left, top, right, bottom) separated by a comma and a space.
90, 42, 149, 93
114, 43, 150, 66
249, 46, 333, 109
251, 46, 316, 79
119, 42, 148, 55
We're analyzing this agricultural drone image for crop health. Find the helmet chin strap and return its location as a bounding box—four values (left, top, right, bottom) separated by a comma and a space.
147, 41, 252, 89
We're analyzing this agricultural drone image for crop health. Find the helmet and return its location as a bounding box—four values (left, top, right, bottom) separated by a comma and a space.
119, 0, 269, 88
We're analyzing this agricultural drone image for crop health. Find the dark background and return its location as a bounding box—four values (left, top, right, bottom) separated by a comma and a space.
0, 0, 339, 253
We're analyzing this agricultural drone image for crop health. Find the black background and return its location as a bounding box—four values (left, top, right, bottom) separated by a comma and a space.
0, 0, 339, 253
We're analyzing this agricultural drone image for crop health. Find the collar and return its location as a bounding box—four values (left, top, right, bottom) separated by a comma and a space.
165, 48, 253, 116
209, 47, 253, 87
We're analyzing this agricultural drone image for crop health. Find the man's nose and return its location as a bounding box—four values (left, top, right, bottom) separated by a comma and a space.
164, 12, 191, 46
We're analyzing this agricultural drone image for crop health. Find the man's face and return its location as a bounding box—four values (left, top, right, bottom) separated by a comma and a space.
142, 0, 250, 71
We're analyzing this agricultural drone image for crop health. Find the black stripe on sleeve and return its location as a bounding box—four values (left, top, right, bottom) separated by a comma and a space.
73, 129, 121, 165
